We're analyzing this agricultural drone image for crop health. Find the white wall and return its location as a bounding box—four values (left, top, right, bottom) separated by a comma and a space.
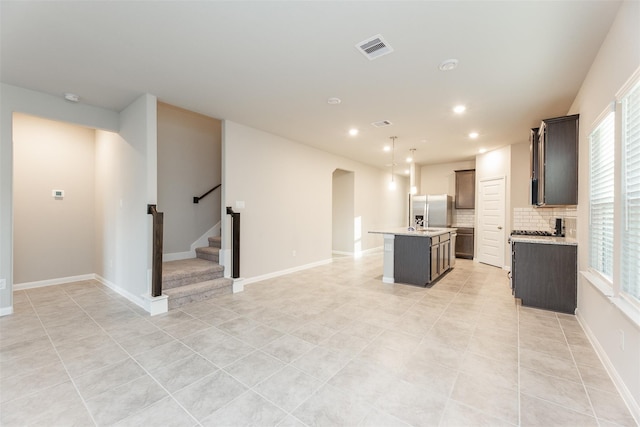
13, 114, 96, 284
157, 102, 222, 254
0, 83, 119, 315
568, 0, 640, 417
223, 121, 407, 280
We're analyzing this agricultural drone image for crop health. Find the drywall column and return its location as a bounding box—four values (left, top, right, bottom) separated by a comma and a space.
114, 94, 158, 307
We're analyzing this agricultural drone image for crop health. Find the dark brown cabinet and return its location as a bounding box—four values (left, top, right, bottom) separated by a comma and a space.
511, 241, 577, 314
530, 127, 540, 205
455, 227, 474, 259
455, 169, 475, 209
533, 115, 579, 206
394, 233, 451, 286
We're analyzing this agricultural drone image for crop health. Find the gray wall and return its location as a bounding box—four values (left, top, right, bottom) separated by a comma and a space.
13, 114, 96, 284
0, 83, 119, 315
332, 169, 354, 254
0, 84, 158, 314
223, 120, 408, 280
419, 159, 475, 197
157, 102, 222, 255
569, 0, 640, 415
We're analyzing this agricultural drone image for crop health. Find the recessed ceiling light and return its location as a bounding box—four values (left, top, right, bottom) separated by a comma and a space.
479, 148, 487, 154
453, 105, 466, 114
383, 145, 391, 152
439, 59, 459, 71
406, 156, 413, 163
469, 132, 479, 139
404, 169, 410, 174
327, 97, 341, 105
64, 93, 80, 102
349, 128, 359, 136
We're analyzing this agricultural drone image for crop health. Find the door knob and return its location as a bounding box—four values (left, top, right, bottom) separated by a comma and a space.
497, 226, 503, 230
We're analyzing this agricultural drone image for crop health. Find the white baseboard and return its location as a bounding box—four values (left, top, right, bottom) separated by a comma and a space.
94, 275, 148, 313
576, 309, 640, 424
332, 250, 353, 256
163, 251, 195, 262
232, 278, 244, 293
333, 246, 383, 257
241, 258, 333, 286
164, 222, 221, 262
220, 248, 231, 278
14, 274, 96, 291
141, 292, 168, 316
190, 222, 221, 252
11, 273, 161, 316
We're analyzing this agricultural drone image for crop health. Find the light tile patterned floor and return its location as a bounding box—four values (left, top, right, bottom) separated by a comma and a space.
1, 254, 637, 426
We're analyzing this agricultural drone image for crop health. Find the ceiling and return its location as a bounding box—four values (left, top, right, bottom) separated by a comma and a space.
0, 1, 622, 170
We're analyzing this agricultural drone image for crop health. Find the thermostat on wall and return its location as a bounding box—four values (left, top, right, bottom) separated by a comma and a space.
52, 189, 64, 199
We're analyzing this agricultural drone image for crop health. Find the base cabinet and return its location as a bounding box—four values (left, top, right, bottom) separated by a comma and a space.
394, 233, 451, 286
511, 242, 577, 314
455, 227, 474, 259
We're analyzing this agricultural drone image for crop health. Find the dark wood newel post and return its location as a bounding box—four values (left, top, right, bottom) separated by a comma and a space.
147, 204, 164, 297
226, 206, 240, 279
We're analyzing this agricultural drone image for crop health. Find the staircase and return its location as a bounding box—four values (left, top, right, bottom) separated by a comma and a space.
162, 236, 233, 309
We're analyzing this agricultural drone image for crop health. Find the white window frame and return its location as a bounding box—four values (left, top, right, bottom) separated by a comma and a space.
617, 69, 640, 309
588, 107, 615, 285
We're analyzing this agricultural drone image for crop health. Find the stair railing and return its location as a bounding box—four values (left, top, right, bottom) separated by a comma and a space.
194, 183, 221, 204
226, 206, 240, 278
147, 204, 164, 297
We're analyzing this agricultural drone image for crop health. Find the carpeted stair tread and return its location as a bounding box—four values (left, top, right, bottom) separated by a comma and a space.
195, 246, 220, 262
164, 278, 233, 309
162, 258, 224, 290
208, 236, 222, 248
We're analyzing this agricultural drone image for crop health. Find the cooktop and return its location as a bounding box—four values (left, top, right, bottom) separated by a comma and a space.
510, 230, 554, 236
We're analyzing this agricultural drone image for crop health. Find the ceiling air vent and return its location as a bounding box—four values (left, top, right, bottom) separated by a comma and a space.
356, 34, 393, 60
372, 120, 393, 128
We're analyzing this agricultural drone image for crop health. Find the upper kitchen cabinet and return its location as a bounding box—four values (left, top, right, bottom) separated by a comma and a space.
455, 169, 475, 209
533, 114, 579, 206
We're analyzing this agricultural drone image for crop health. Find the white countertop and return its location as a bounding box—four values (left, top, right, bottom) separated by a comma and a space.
510, 235, 578, 246
368, 227, 456, 238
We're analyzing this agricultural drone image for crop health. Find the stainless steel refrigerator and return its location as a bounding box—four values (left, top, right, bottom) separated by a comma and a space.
411, 194, 453, 228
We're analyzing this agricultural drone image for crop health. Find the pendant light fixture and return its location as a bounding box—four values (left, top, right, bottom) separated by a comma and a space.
389, 136, 397, 190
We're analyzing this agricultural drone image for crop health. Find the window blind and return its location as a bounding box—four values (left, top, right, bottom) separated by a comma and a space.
622, 81, 640, 302
589, 112, 615, 280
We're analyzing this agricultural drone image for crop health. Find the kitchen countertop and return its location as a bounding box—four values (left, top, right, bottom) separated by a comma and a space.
368, 227, 456, 238
510, 235, 577, 246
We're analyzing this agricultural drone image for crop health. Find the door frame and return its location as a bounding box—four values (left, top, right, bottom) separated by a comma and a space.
476, 175, 506, 268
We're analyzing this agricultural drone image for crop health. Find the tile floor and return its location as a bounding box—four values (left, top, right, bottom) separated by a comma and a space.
1, 254, 637, 426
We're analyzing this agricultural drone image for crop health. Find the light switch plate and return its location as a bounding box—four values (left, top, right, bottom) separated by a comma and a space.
236, 201, 245, 209
0, 279, 6, 290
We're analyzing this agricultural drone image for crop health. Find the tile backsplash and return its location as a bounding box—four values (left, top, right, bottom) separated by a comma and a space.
453, 209, 475, 227
512, 206, 577, 237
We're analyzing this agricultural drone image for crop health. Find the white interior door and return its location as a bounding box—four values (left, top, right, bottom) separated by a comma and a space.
477, 177, 506, 268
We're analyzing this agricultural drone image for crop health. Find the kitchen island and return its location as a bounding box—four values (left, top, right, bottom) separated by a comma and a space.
369, 227, 456, 287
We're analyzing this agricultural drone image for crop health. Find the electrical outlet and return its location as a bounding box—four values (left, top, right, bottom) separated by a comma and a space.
0, 279, 5, 290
